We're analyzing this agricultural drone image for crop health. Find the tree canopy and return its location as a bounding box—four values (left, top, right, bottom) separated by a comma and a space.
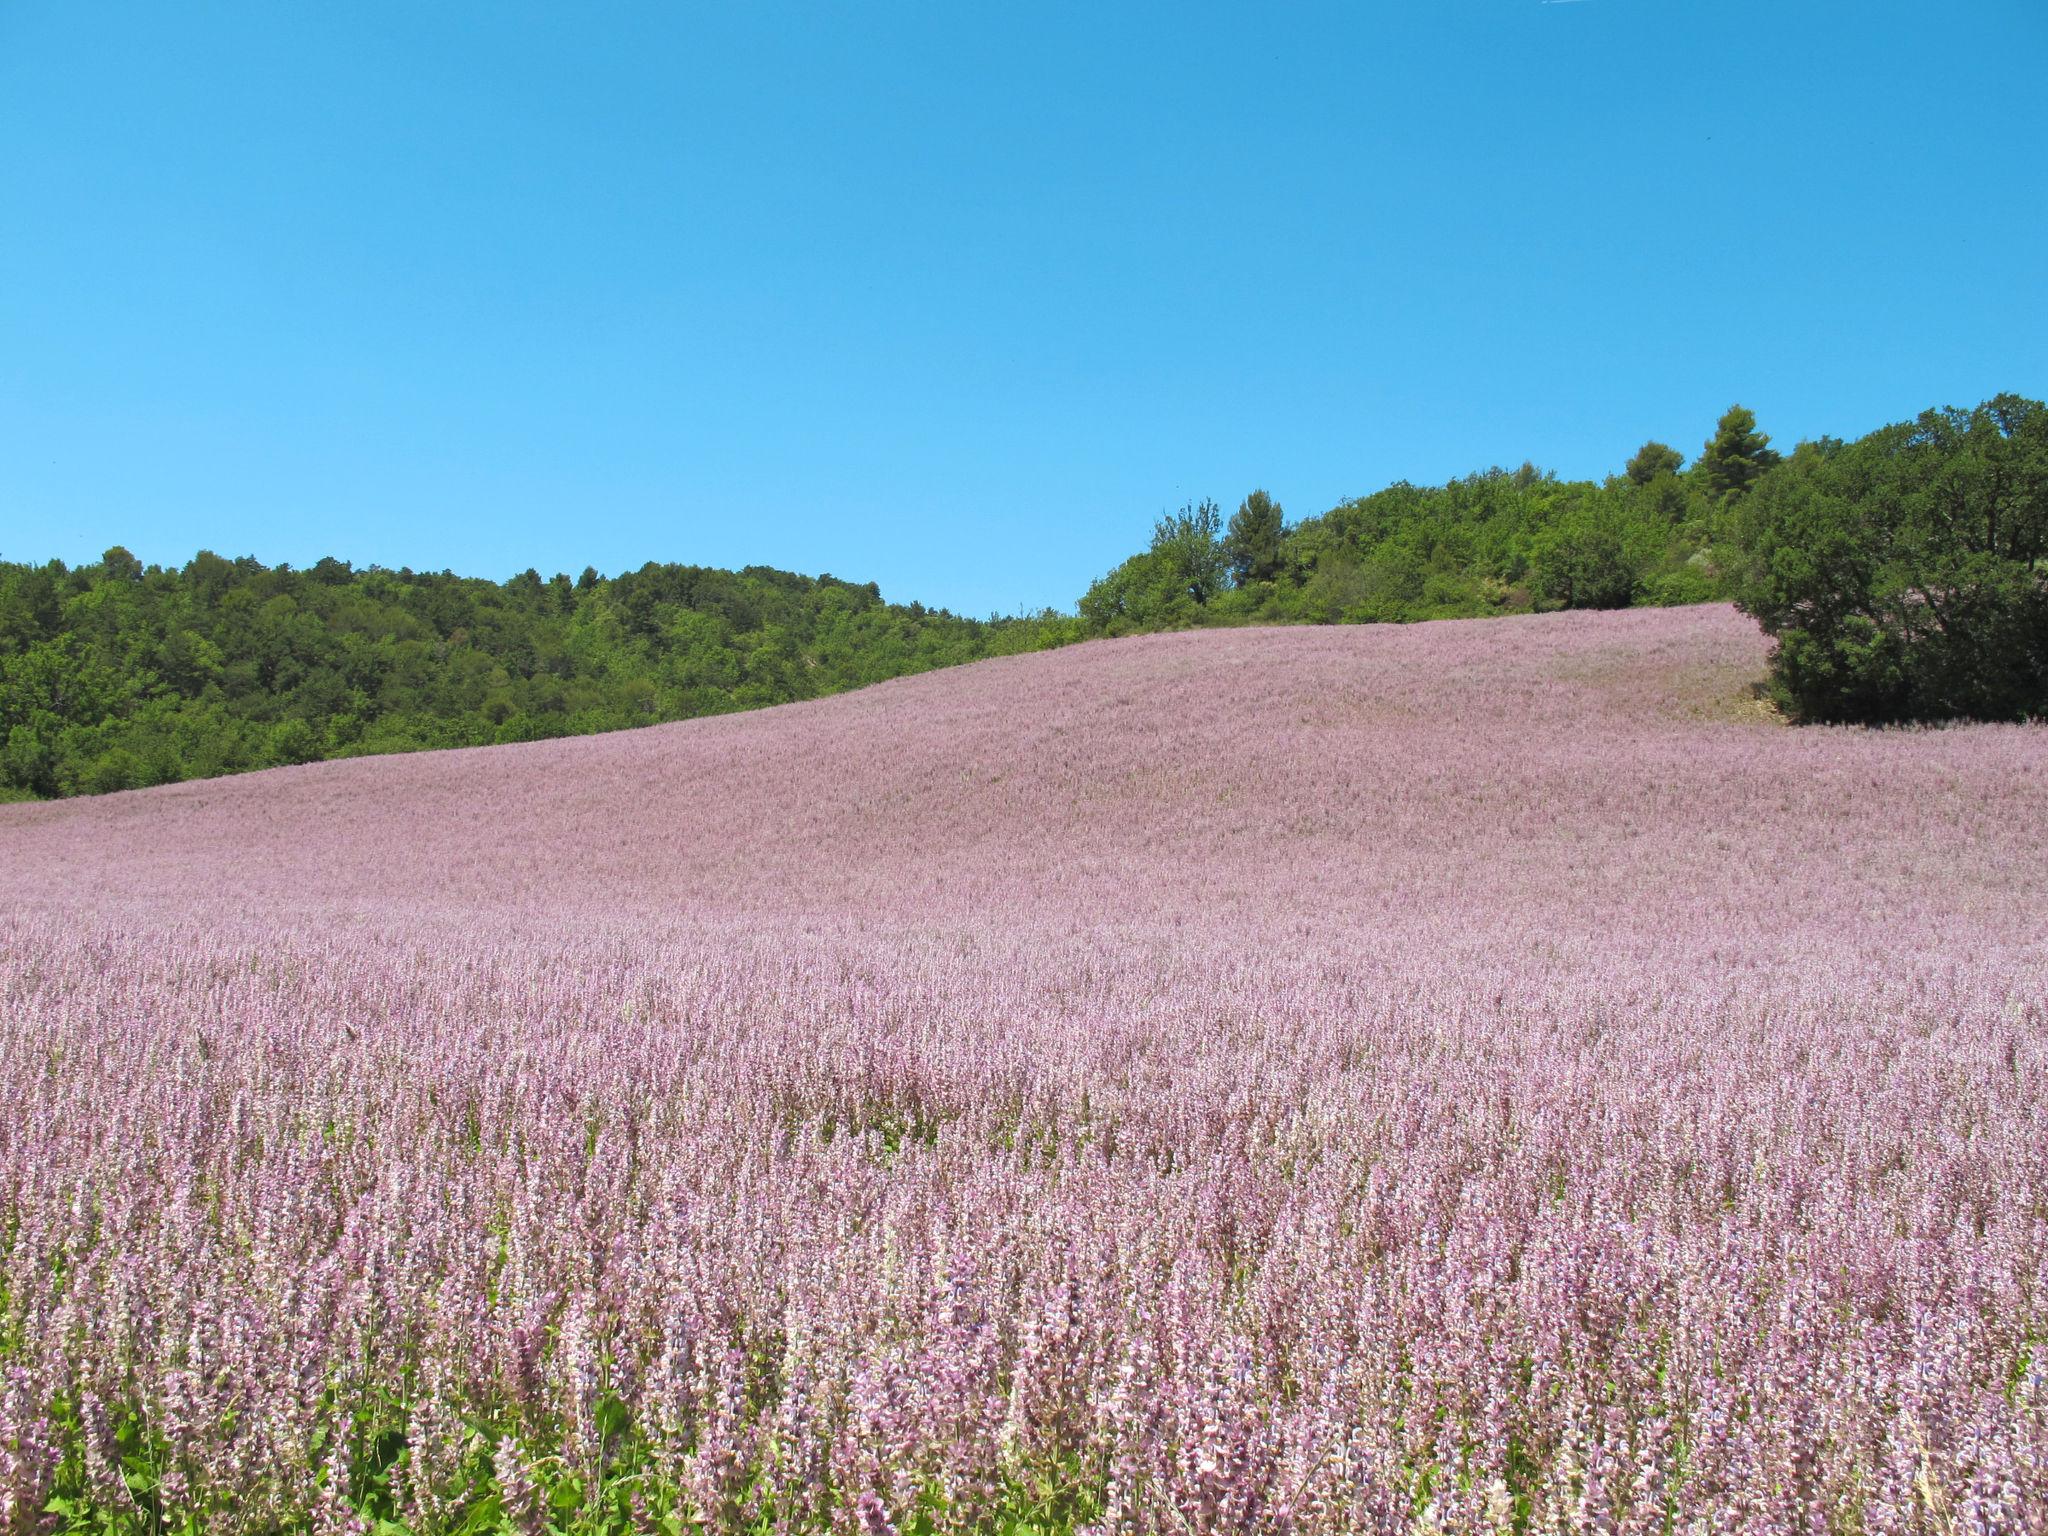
1223, 491, 1286, 586
0, 556, 1072, 799
1732, 393, 2048, 722
1699, 406, 1782, 503
1625, 441, 1685, 486
1073, 430, 1736, 637
1077, 500, 1229, 632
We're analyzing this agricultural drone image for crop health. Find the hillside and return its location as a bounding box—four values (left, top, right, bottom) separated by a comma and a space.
4, 605, 2039, 964
0, 605, 1979, 883
3, 606, 2046, 1530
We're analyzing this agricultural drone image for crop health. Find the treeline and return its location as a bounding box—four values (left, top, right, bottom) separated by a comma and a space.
1079, 393, 2046, 724
4, 392, 2041, 798
0, 557, 1071, 799
1078, 421, 1745, 634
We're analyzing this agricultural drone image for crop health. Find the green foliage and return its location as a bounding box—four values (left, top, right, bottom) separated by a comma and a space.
1625, 441, 1684, 486
1069, 393, 2043, 731
1222, 490, 1285, 586
1698, 405, 1781, 504
0, 554, 1078, 799
31, 1393, 1099, 1536
1149, 499, 1227, 607
1532, 498, 1652, 610
1077, 500, 1226, 633
1080, 452, 1734, 635
1732, 393, 2048, 723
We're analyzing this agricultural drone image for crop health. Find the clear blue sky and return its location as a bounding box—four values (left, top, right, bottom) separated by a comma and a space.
3, 2, 2043, 616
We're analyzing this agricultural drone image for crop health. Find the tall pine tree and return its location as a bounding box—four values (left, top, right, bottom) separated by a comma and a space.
1698, 405, 1781, 502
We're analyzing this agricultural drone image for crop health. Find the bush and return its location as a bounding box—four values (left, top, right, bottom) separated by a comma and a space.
1533, 500, 1648, 610
1076, 502, 1226, 632
1733, 394, 2048, 723
76, 746, 148, 795
265, 717, 322, 767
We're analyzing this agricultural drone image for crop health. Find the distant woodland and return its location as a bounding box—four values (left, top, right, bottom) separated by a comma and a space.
4, 393, 2042, 799
0, 561, 1072, 799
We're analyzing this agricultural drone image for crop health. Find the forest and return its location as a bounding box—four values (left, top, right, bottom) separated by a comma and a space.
4, 393, 2042, 799
0, 560, 1072, 799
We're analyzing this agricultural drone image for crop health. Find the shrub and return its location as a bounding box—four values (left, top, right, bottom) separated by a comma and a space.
1734, 394, 2048, 723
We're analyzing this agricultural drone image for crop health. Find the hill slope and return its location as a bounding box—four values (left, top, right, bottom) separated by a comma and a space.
3, 605, 2046, 1530
6, 603, 2038, 949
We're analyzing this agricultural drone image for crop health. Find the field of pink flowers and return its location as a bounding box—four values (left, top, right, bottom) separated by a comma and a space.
2, 604, 2044, 1534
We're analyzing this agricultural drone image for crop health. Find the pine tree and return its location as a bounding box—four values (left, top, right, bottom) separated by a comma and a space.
1698, 406, 1781, 502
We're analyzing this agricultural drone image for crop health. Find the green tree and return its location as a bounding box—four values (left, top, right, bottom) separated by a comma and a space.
1532, 497, 1649, 609
1698, 405, 1782, 503
0, 551, 1073, 799
1733, 393, 2048, 722
1222, 490, 1285, 586
1078, 501, 1227, 633
1152, 499, 1227, 606
1625, 441, 1684, 485
266, 717, 321, 766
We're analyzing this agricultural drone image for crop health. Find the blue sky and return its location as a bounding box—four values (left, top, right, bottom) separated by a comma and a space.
2, 2, 2043, 616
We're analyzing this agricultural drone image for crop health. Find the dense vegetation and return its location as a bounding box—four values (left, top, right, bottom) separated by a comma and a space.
1077, 429, 1733, 634
4, 393, 2040, 799
1080, 391, 2045, 724
1729, 393, 2047, 723
0, 559, 1072, 800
